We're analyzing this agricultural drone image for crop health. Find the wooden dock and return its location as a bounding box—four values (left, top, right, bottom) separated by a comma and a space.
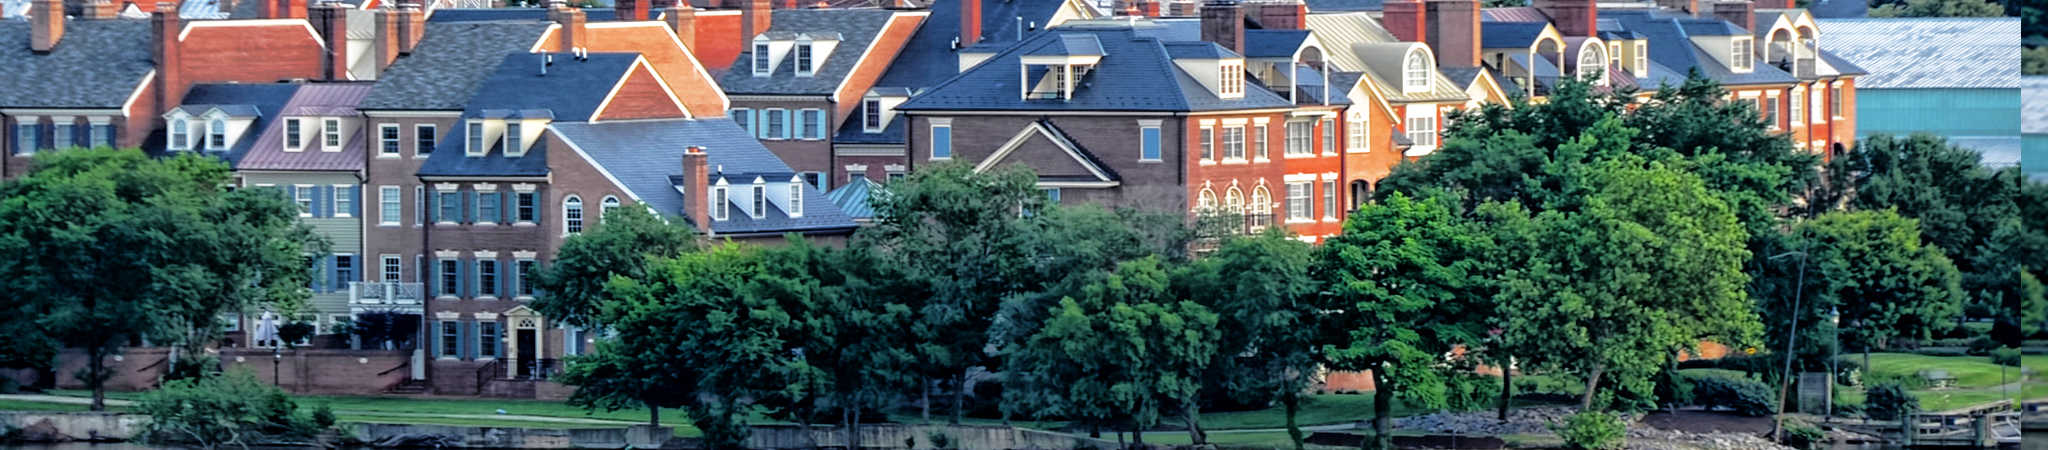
1839, 401, 2023, 448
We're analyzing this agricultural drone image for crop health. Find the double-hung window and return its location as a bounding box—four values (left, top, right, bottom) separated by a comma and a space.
1285, 121, 1312, 156
415, 124, 436, 156
437, 191, 461, 224
12, 122, 33, 155
1731, 38, 1753, 71
1252, 124, 1268, 160
379, 186, 402, 226
438, 320, 460, 357
863, 99, 882, 132
1406, 116, 1437, 147
1285, 182, 1311, 221
764, 109, 787, 139
516, 260, 536, 297
52, 122, 71, 150
1222, 126, 1245, 160
504, 122, 522, 155
437, 259, 459, 298
476, 192, 500, 224
334, 255, 356, 292
322, 118, 341, 151
294, 185, 314, 217
732, 108, 753, 134
1347, 117, 1365, 151
333, 185, 354, 218
795, 43, 814, 76
516, 192, 538, 223
752, 42, 771, 76
1790, 90, 1804, 126
711, 187, 729, 221
381, 255, 401, 282
170, 118, 190, 150
1320, 119, 1336, 154
1830, 86, 1843, 118
1199, 125, 1214, 161
284, 118, 303, 150
89, 123, 110, 148
564, 196, 584, 234
207, 119, 226, 150
1322, 180, 1336, 220
751, 185, 767, 218
476, 259, 498, 298
478, 322, 499, 359
379, 124, 401, 156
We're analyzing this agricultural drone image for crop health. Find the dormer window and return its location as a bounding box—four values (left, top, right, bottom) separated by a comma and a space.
863, 99, 882, 132
504, 122, 522, 156
1608, 42, 1622, 67
1404, 51, 1431, 92
1577, 45, 1604, 82
170, 118, 190, 150
284, 118, 304, 151
795, 40, 815, 76
711, 185, 729, 221
466, 120, 485, 156
787, 176, 804, 218
1219, 62, 1243, 97
207, 119, 226, 150
322, 118, 341, 151
751, 182, 766, 218
1634, 41, 1649, 77
752, 39, 772, 76
1730, 38, 1753, 71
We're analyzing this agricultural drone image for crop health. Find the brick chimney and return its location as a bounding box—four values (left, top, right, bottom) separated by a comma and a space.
1656, 0, 1698, 13
398, 0, 423, 55
374, 7, 399, 69
960, 0, 981, 47
1381, 0, 1424, 42
549, 4, 588, 52
312, 2, 349, 80
1710, 0, 1753, 31
681, 147, 711, 234
615, 0, 647, 21
665, 5, 696, 55
1134, 0, 1160, 16
31, 0, 62, 52
1533, 0, 1595, 37
741, 0, 769, 43
151, 2, 183, 118
1199, 0, 1243, 55
1249, 0, 1304, 29
81, 0, 116, 19
1425, 0, 1479, 68
272, 0, 306, 19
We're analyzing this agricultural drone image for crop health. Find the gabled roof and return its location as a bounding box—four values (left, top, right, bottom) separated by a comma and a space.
550, 119, 858, 235
1303, 13, 1468, 103
0, 20, 154, 109
896, 24, 1295, 112
237, 83, 375, 172
417, 52, 640, 178
361, 22, 552, 111
1243, 29, 1310, 58
1813, 18, 2016, 89
874, 0, 1079, 90
716, 8, 905, 95
974, 119, 1118, 184
151, 83, 299, 164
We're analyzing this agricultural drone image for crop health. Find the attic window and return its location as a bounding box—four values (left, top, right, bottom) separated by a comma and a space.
1608, 42, 1621, 67
711, 186, 729, 221
322, 118, 341, 152
1404, 52, 1431, 92
504, 121, 522, 156
751, 183, 766, 218
466, 121, 485, 156
208, 119, 226, 150
862, 99, 882, 132
1577, 46, 1604, 82
795, 41, 815, 76
1634, 42, 1648, 76
1730, 38, 1753, 71
170, 118, 190, 150
284, 118, 304, 151
1219, 63, 1243, 97
787, 179, 803, 218
752, 40, 772, 76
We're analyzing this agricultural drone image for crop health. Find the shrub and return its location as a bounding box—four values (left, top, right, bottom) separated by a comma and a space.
165, 353, 219, 381
1966, 336, 2000, 356
1688, 372, 1778, 416
1655, 367, 1694, 409
1780, 419, 1826, 449
1864, 382, 1917, 421
1445, 373, 1503, 412
138, 370, 327, 449
1990, 346, 2021, 367
1553, 411, 1625, 450
278, 322, 317, 349
310, 404, 337, 429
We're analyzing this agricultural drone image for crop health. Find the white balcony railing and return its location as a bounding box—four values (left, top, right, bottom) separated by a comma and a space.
350, 282, 425, 307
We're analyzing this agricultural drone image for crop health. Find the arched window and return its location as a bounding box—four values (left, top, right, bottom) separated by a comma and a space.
1350, 180, 1372, 209
170, 118, 189, 150
564, 195, 584, 235
1577, 44, 1604, 81
1403, 51, 1430, 92
600, 195, 620, 222
1197, 188, 1218, 212
1224, 187, 1244, 213
208, 119, 226, 150
1249, 186, 1273, 229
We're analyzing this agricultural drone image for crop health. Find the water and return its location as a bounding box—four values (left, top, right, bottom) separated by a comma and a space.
2024, 431, 2045, 450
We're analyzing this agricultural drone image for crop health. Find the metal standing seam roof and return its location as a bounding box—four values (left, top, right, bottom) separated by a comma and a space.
550, 119, 858, 235
417, 52, 641, 178
716, 8, 903, 96
874, 0, 1076, 90
824, 175, 878, 220
360, 22, 553, 111
2023, 77, 2048, 135
236, 83, 375, 172
1480, 21, 1551, 49
0, 20, 154, 108
1304, 0, 1383, 12
1303, 13, 1468, 103
1813, 18, 2018, 89
896, 25, 1296, 112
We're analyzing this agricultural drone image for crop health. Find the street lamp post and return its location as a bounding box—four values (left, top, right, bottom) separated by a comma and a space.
272, 346, 282, 388
1770, 249, 1808, 443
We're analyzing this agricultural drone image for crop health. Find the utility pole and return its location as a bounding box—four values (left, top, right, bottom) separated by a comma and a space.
1771, 249, 1808, 443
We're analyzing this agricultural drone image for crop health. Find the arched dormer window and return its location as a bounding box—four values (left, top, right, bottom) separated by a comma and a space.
564, 195, 584, 235
1577, 44, 1604, 82
207, 118, 226, 150
1197, 188, 1218, 212
169, 117, 190, 150
600, 195, 620, 222
1403, 50, 1431, 93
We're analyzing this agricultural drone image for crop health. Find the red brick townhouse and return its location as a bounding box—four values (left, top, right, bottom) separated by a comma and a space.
0, 0, 342, 177
713, 1, 924, 191
895, 17, 1357, 241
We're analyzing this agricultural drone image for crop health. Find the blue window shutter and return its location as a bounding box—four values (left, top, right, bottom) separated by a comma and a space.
781, 110, 794, 140
756, 110, 769, 139
350, 186, 362, 217
792, 111, 806, 141
326, 255, 339, 293
318, 186, 333, 218
500, 260, 511, 298
532, 193, 543, 224
465, 191, 477, 224
814, 110, 828, 139
459, 320, 472, 360
429, 321, 441, 356
284, 185, 297, 208
500, 193, 512, 224
458, 259, 470, 298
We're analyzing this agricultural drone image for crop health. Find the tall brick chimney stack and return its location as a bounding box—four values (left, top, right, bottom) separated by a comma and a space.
960, 0, 981, 47
151, 2, 183, 117
549, 3, 588, 52
1533, 0, 1596, 36
681, 147, 712, 235
665, 4, 696, 55
1425, 0, 1480, 68
741, 0, 770, 43
1249, 0, 1305, 29
31, 0, 63, 52
375, 6, 399, 69
312, 2, 349, 80
1199, 0, 1244, 55
1710, 0, 1753, 31
1381, 0, 1425, 42
396, 0, 423, 54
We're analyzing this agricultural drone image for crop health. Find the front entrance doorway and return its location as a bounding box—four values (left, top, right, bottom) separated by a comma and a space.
516, 329, 538, 378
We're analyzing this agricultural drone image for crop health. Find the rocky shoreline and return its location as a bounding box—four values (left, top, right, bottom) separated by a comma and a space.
1391, 407, 1798, 450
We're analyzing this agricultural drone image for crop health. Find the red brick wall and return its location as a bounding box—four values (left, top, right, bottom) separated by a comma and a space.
551, 23, 727, 117
829, 13, 922, 129
218, 348, 412, 395
0, 348, 171, 391
689, 11, 743, 70
176, 23, 326, 85
594, 64, 689, 121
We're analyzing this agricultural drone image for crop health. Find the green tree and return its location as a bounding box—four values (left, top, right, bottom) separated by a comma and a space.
1006, 257, 1220, 445
1870, 0, 2005, 17
1785, 211, 1964, 368
1315, 193, 1493, 449
0, 148, 320, 410
1177, 230, 1319, 448
856, 162, 1044, 423
748, 239, 918, 450
532, 206, 696, 329
2024, 46, 2048, 76
137, 370, 327, 449
1497, 158, 1758, 411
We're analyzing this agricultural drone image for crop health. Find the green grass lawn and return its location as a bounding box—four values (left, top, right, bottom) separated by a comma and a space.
1862, 353, 2014, 389
1197, 394, 1401, 430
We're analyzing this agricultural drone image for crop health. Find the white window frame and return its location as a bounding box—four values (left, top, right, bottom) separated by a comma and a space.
294, 184, 315, 217
332, 184, 353, 218
284, 118, 304, 151
1285, 121, 1313, 156
1222, 125, 1246, 161
414, 123, 436, 158
1790, 89, 1805, 128
1404, 51, 1430, 92
763, 108, 788, 140
1810, 86, 1825, 124
1346, 112, 1366, 153
322, 118, 342, 151
795, 41, 815, 76
475, 258, 498, 300
504, 121, 523, 156
207, 118, 226, 150
465, 120, 485, 156
1252, 123, 1269, 161
862, 99, 883, 132
1199, 123, 1215, 162
1731, 38, 1754, 71
752, 40, 772, 76
1285, 181, 1312, 223
170, 117, 190, 150
378, 123, 401, 157
1633, 41, 1648, 77
787, 182, 804, 218
1322, 179, 1337, 221
1196, 188, 1217, 212
600, 195, 620, 221
751, 183, 767, 219
380, 186, 402, 226
380, 254, 401, 282
563, 195, 584, 235
711, 186, 730, 221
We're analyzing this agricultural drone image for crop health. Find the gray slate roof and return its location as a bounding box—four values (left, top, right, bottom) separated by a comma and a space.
1243, 29, 1309, 58
897, 25, 1296, 112
1813, 18, 2018, 89
874, 0, 1072, 90
716, 8, 900, 96
360, 22, 552, 110
0, 20, 154, 108
1604, 11, 1800, 87
551, 119, 858, 235
148, 83, 300, 165
417, 52, 640, 178
426, 7, 630, 23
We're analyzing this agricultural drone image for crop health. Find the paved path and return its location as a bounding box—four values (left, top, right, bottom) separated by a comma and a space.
0, 394, 638, 426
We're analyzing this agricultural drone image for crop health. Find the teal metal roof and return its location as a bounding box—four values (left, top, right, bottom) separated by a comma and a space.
825, 176, 879, 220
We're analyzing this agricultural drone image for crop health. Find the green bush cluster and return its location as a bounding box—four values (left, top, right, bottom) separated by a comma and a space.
137, 371, 332, 449
1990, 347, 2021, 367
1863, 382, 1918, 421
1444, 373, 1503, 412
1779, 419, 1827, 450
1687, 372, 1778, 416
1553, 411, 1626, 450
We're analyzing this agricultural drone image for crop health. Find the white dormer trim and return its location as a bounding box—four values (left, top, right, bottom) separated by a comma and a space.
321, 117, 343, 152
1402, 48, 1433, 94
165, 111, 193, 151
1729, 37, 1755, 73
786, 175, 804, 218
827, 12, 927, 108
973, 121, 1118, 186
283, 117, 306, 152
592, 57, 692, 123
